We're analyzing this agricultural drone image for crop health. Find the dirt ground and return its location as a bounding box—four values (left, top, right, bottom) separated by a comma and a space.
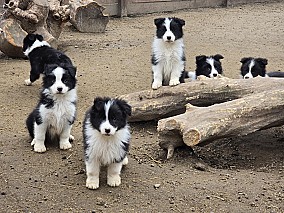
1, 2, 284, 212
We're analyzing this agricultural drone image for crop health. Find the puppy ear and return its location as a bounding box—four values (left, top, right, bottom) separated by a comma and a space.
116, 99, 132, 116
213, 54, 224, 61
240, 57, 252, 64
35, 34, 44, 42
174, 17, 185, 26
196, 55, 207, 63
255, 58, 268, 66
27, 34, 36, 41
154, 18, 165, 26
93, 97, 106, 112
61, 63, 77, 78
44, 64, 58, 75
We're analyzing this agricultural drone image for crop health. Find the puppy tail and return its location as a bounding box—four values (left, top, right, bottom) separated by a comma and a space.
184, 71, 196, 80
267, 71, 284, 78
26, 111, 35, 138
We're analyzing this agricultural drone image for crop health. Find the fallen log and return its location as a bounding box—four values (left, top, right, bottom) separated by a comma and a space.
158, 89, 284, 158
119, 77, 284, 122
69, 0, 109, 33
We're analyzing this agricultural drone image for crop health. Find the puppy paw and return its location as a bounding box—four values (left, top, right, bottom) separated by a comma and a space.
69, 135, 75, 142
60, 141, 72, 150
122, 156, 128, 166
86, 177, 99, 189
152, 81, 162, 90
31, 139, 46, 153
25, 79, 32, 86
169, 79, 180, 86
107, 175, 121, 187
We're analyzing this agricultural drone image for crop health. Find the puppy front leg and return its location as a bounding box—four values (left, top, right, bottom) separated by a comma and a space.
59, 125, 72, 150
169, 63, 184, 86
86, 160, 100, 189
32, 123, 47, 153
152, 64, 163, 89
25, 68, 40, 86
107, 162, 123, 187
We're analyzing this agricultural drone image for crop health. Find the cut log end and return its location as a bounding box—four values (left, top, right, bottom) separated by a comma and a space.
183, 128, 201, 147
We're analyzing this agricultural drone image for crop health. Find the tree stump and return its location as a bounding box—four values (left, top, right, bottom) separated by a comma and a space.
69, 0, 109, 33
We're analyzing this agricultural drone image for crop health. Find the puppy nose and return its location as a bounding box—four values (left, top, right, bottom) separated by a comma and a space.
167, 36, 171, 40
244, 76, 249, 79
57, 87, 63, 92
105, 128, 110, 134
213, 73, 218, 77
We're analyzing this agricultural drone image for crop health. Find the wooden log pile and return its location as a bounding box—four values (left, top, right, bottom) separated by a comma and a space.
119, 77, 284, 158
0, 0, 109, 58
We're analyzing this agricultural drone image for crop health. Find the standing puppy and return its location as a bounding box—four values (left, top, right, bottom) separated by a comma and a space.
195, 54, 224, 78
83, 97, 131, 189
26, 63, 77, 153
151, 17, 186, 89
23, 33, 75, 85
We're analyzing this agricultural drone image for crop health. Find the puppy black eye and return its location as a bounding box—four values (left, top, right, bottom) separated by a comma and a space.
63, 79, 68, 84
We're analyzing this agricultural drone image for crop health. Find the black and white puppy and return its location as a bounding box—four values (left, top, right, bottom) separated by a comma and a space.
83, 97, 131, 189
151, 17, 186, 89
26, 63, 77, 153
240, 57, 284, 79
194, 54, 224, 78
23, 33, 75, 85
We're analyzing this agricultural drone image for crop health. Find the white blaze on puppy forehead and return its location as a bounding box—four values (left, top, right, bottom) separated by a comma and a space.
163, 18, 175, 42
206, 58, 219, 77
50, 67, 69, 94
244, 60, 255, 79
99, 100, 117, 135
249, 59, 255, 73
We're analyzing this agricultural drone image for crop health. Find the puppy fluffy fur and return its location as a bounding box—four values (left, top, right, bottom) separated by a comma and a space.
83, 97, 131, 189
26, 63, 77, 153
151, 17, 186, 89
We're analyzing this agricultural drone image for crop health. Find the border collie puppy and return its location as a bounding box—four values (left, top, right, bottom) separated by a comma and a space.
83, 97, 131, 189
151, 17, 186, 89
240, 57, 284, 79
195, 54, 224, 78
23, 33, 74, 85
26, 63, 77, 153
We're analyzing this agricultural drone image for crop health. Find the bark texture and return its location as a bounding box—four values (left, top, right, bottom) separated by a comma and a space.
120, 77, 284, 122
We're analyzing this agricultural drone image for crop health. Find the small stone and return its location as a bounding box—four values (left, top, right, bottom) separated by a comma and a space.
154, 184, 161, 189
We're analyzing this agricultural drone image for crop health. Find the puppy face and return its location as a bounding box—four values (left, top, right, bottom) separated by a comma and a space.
43, 64, 77, 95
90, 97, 131, 136
240, 57, 268, 79
154, 17, 185, 42
195, 54, 224, 78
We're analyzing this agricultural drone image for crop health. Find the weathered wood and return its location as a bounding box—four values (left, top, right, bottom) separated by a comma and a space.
119, 77, 284, 122
157, 89, 284, 158
69, 0, 109, 33
0, 0, 69, 57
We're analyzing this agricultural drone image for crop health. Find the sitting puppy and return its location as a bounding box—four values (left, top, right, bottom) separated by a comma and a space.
83, 97, 131, 189
151, 17, 186, 89
23, 33, 75, 85
26, 63, 77, 153
194, 54, 224, 79
240, 57, 284, 79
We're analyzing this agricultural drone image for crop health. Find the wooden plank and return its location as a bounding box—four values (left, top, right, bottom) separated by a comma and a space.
126, 0, 227, 15
227, 0, 272, 6
118, 0, 128, 17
